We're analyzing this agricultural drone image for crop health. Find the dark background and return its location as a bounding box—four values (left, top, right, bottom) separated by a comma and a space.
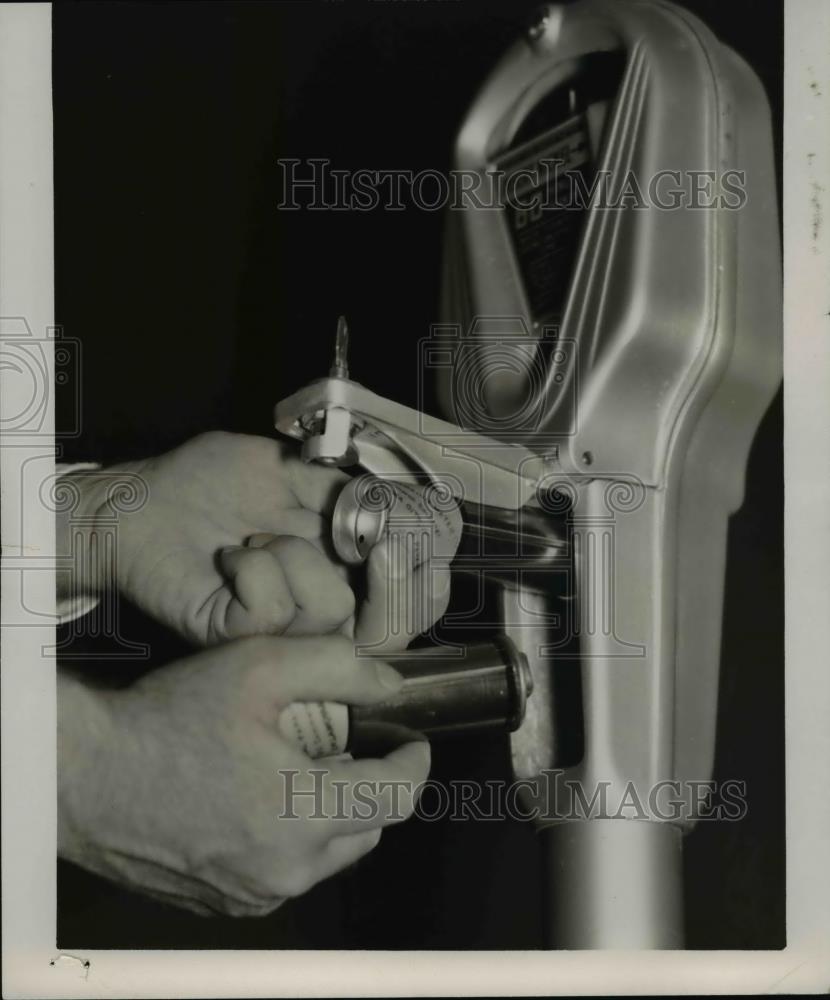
54, 0, 784, 949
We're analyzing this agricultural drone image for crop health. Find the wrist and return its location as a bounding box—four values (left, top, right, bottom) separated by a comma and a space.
57, 670, 118, 863
55, 461, 149, 599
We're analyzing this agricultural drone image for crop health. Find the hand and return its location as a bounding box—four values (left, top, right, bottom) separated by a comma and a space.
57, 432, 453, 646
58, 635, 431, 917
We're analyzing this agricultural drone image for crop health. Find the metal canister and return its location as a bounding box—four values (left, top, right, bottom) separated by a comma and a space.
331, 473, 463, 568
278, 637, 533, 759
331, 473, 569, 592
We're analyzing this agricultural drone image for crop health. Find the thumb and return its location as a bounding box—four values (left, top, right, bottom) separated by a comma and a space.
355, 533, 452, 652
354, 533, 418, 652
256, 636, 405, 707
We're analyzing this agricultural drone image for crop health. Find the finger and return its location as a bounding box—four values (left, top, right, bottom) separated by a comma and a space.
247, 532, 279, 549
339, 739, 432, 790
254, 635, 405, 707
249, 509, 326, 543
249, 536, 355, 635
281, 451, 350, 516
355, 536, 452, 652
249, 529, 341, 559
414, 558, 452, 635
354, 534, 414, 652
308, 741, 431, 835
218, 546, 297, 637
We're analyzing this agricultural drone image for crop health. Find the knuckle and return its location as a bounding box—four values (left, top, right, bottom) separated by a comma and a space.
267, 534, 305, 556
238, 433, 280, 466
267, 599, 297, 633
195, 429, 234, 451
246, 531, 278, 549
243, 547, 275, 570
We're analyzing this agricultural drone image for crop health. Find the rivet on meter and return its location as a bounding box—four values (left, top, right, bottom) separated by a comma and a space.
526, 4, 563, 46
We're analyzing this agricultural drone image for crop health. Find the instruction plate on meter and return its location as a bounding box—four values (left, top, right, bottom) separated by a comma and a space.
495, 113, 592, 326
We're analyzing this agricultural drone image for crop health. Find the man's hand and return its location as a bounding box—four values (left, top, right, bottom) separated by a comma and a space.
58, 635, 431, 917
57, 432, 453, 646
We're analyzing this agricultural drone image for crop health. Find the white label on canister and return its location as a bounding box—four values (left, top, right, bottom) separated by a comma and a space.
384, 480, 462, 566
278, 701, 350, 758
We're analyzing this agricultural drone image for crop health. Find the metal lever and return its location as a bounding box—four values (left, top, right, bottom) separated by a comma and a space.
274, 317, 556, 512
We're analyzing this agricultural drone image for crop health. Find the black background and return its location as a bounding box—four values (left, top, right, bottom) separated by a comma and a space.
54, 0, 784, 949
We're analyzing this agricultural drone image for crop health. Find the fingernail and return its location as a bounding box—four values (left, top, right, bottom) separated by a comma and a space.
220, 545, 245, 556
374, 661, 405, 692
247, 532, 278, 549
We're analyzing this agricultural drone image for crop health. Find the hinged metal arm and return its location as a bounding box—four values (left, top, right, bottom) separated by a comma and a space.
275, 375, 554, 510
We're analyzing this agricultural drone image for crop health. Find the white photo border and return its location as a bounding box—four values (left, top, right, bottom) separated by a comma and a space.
1, 0, 828, 994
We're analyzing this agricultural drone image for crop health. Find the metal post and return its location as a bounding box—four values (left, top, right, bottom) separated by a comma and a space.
541, 820, 684, 949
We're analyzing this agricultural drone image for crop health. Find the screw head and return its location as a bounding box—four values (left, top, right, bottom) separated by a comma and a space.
527, 10, 549, 41
526, 4, 563, 47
